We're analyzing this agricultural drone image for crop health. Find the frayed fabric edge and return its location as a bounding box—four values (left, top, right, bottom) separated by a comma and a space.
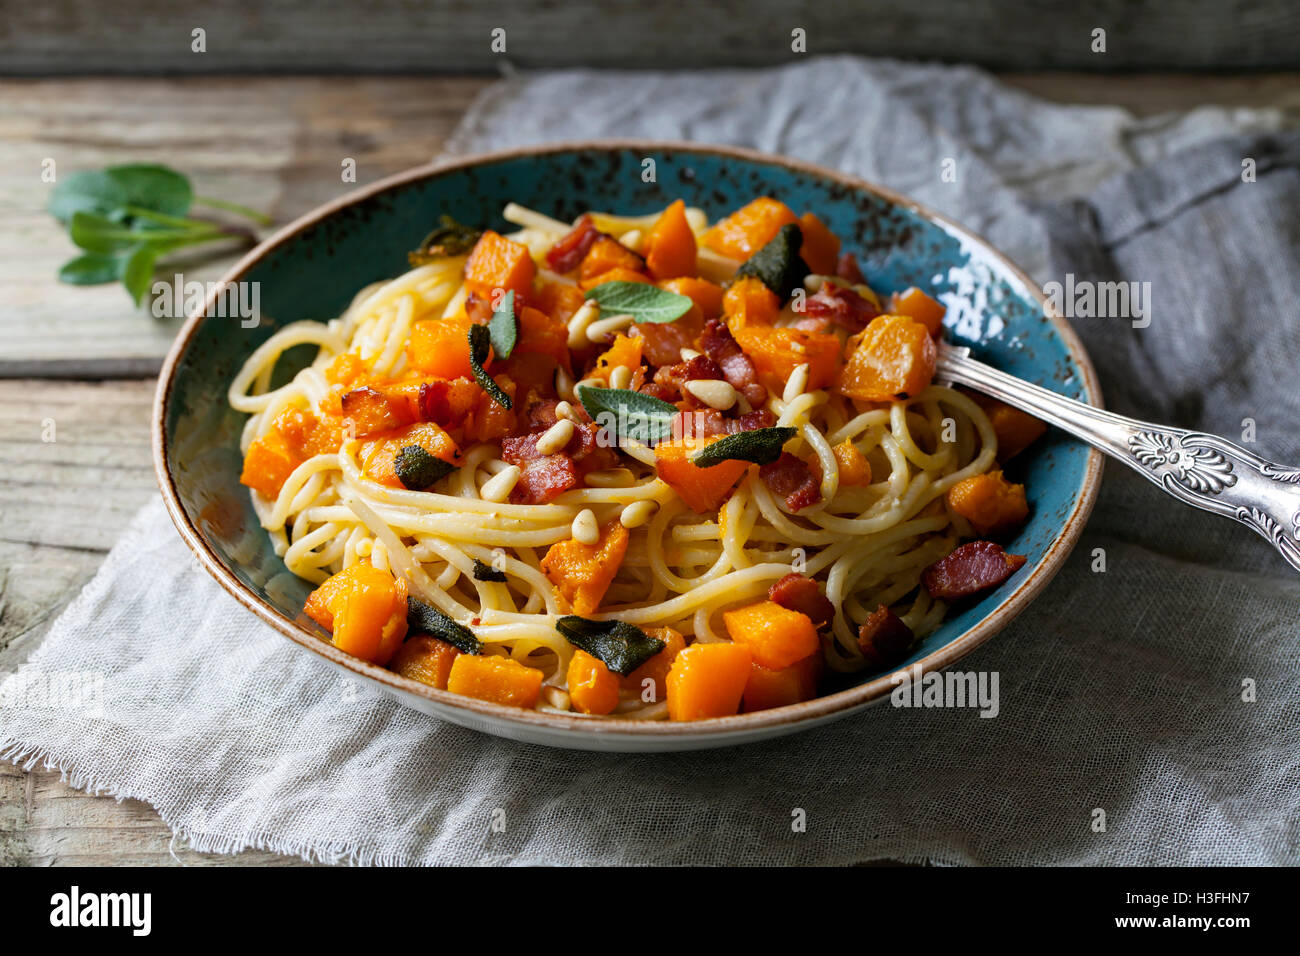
0, 739, 425, 868
2, 739, 976, 867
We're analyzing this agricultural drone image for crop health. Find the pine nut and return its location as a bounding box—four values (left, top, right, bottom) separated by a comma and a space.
355, 538, 373, 558
619, 229, 643, 253
586, 312, 635, 343
783, 363, 810, 402
540, 686, 572, 711
566, 301, 600, 348
554, 400, 578, 422
572, 508, 600, 544
609, 365, 633, 390
620, 500, 658, 528
534, 418, 575, 455
680, 347, 702, 361
585, 468, 636, 488
480, 464, 521, 503
685, 379, 738, 410
555, 366, 576, 402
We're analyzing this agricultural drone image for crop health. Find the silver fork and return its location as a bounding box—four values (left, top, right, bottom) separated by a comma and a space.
936, 342, 1300, 573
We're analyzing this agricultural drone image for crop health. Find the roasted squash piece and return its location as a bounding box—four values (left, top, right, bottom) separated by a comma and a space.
540, 521, 631, 615
733, 325, 841, 394
643, 199, 698, 281
659, 276, 724, 320
464, 230, 536, 300
391, 635, 461, 689
579, 236, 646, 283
566, 649, 622, 715
832, 439, 871, 486
591, 332, 643, 384
655, 437, 751, 514
970, 393, 1048, 461
722, 600, 819, 671
446, 654, 543, 708
240, 427, 300, 500
463, 375, 518, 443
304, 565, 409, 666
837, 314, 937, 402
742, 651, 823, 713
797, 212, 841, 276
702, 197, 797, 261
579, 266, 653, 291
890, 286, 946, 336
666, 643, 753, 720
722, 276, 780, 331
532, 277, 587, 324
620, 626, 686, 702
406, 316, 476, 380
357, 421, 460, 489
946, 470, 1029, 535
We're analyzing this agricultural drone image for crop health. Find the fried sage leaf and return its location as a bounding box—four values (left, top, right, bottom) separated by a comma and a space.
467, 323, 512, 409
555, 616, 666, 677
407, 598, 481, 654
408, 214, 482, 266
576, 384, 678, 446
734, 223, 804, 301
691, 426, 797, 467
394, 444, 456, 491
472, 558, 507, 583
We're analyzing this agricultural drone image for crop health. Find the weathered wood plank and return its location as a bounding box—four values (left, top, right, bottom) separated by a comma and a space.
3, 1, 1299, 73
5, 72, 1300, 375
0, 76, 487, 375
0, 379, 155, 674
0, 377, 322, 865
0, 762, 320, 865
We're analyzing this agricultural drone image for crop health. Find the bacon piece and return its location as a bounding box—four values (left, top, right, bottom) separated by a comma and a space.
546, 215, 600, 274
633, 320, 696, 368
759, 452, 821, 512
502, 419, 616, 470
768, 573, 834, 627
524, 398, 560, 433
922, 541, 1027, 600
804, 283, 880, 332
652, 354, 724, 397
836, 252, 865, 285
510, 456, 580, 504
857, 605, 914, 669
729, 408, 776, 433
638, 381, 677, 403
672, 408, 729, 441
700, 318, 767, 406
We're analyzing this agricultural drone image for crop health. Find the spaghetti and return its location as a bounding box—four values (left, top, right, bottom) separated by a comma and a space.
231, 197, 1040, 721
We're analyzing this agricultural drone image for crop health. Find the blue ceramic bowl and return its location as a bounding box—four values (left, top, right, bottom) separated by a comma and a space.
153, 142, 1101, 751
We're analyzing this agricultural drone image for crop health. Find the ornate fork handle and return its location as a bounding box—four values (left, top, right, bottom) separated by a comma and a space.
937, 343, 1300, 573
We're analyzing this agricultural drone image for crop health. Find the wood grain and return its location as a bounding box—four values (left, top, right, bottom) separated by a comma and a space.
1, 72, 1296, 868
2, 1, 1299, 73
5, 72, 1300, 376
0, 76, 487, 376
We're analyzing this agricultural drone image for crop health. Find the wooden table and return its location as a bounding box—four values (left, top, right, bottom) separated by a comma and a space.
2, 73, 1295, 866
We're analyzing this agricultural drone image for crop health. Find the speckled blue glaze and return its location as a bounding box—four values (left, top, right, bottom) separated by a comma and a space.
163, 145, 1095, 706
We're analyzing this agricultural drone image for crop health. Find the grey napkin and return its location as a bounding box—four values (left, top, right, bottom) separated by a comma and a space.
4, 57, 1298, 865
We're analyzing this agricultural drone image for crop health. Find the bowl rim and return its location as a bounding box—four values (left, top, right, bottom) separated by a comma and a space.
152, 138, 1103, 740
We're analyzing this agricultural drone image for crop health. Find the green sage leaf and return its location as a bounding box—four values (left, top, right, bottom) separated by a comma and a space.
691, 426, 798, 467
583, 280, 692, 324
467, 323, 512, 409
556, 616, 665, 677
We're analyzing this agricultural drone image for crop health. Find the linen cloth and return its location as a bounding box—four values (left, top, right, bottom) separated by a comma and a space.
4, 57, 1299, 865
